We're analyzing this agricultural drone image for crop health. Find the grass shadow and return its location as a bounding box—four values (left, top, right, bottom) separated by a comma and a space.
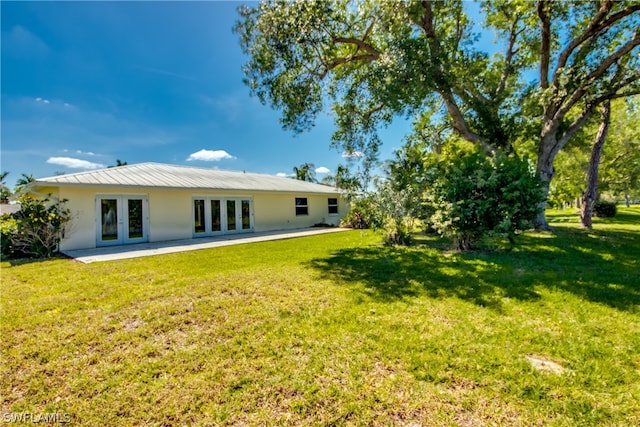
308, 223, 639, 312
3, 253, 69, 266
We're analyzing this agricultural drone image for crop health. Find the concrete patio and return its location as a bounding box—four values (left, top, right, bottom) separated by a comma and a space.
63, 227, 350, 263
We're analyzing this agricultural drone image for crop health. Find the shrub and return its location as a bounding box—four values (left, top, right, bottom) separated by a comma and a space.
427, 148, 544, 250
0, 215, 18, 259
340, 197, 383, 229
373, 181, 419, 246
1, 194, 72, 259
593, 200, 617, 218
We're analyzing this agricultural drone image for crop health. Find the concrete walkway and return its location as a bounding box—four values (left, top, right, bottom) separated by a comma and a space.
63, 227, 350, 263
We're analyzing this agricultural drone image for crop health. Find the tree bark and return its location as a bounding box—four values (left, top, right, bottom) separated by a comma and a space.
580, 100, 611, 228
534, 122, 567, 231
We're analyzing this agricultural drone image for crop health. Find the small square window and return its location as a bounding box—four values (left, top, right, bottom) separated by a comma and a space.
328, 198, 338, 214
295, 197, 308, 216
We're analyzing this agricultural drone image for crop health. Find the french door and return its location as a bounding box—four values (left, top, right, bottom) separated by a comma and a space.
97, 195, 149, 246
193, 197, 253, 237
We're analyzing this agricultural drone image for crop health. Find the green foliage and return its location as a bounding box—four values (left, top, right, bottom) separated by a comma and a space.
373, 141, 437, 245
321, 164, 364, 194
236, 1, 639, 231
0, 215, 18, 259
373, 181, 417, 246
339, 196, 383, 230
546, 98, 640, 208
293, 162, 317, 182
599, 98, 640, 202
235, 0, 525, 157
428, 146, 544, 250
0, 171, 11, 203
593, 200, 617, 218
1, 193, 72, 259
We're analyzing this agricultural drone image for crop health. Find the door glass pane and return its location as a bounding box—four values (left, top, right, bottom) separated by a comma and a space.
128, 199, 144, 239
226, 200, 236, 231
241, 200, 251, 230
194, 199, 206, 233
211, 200, 221, 232
101, 199, 118, 241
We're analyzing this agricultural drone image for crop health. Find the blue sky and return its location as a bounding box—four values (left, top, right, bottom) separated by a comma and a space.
2, 1, 411, 188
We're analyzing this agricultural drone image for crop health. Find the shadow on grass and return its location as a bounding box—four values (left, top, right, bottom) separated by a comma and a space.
3, 253, 68, 266
308, 226, 639, 312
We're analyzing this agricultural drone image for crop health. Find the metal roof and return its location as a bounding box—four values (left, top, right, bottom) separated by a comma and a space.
34, 162, 341, 194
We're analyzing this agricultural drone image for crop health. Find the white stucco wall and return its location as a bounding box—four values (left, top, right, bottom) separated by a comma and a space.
252, 192, 346, 232
52, 186, 348, 250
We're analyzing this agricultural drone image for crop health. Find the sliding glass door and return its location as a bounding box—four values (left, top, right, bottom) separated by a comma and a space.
192, 197, 253, 237
97, 195, 148, 246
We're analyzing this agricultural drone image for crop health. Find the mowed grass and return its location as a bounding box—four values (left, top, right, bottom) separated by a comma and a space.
1, 207, 639, 426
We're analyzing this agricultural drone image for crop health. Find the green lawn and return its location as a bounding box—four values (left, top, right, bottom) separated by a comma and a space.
2, 207, 639, 426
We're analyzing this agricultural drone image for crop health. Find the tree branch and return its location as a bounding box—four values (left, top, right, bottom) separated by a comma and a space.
420, 0, 436, 39
537, 0, 551, 90
438, 89, 494, 154
418, 0, 491, 152
584, 31, 640, 85
556, 107, 596, 154
495, 15, 520, 99
553, 0, 614, 82
554, 32, 640, 122
332, 36, 380, 58
317, 34, 381, 79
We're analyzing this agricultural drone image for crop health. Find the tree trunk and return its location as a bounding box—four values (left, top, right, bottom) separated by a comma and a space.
580, 101, 611, 229
534, 132, 558, 231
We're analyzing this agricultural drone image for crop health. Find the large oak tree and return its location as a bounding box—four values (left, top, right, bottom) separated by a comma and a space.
236, 0, 639, 229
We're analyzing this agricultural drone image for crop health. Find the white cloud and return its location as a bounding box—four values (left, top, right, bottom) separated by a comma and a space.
75, 150, 97, 156
46, 157, 105, 170
35, 97, 50, 104
4, 26, 50, 59
276, 172, 294, 178
187, 149, 235, 162
315, 166, 330, 174
342, 150, 364, 158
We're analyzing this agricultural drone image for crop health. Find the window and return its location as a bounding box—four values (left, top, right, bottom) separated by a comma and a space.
194, 199, 206, 233
328, 198, 339, 215
211, 200, 221, 232
295, 197, 308, 216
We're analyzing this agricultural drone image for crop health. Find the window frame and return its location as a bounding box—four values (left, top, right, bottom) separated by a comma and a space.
295, 197, 309, 216
328, 198, 339, 215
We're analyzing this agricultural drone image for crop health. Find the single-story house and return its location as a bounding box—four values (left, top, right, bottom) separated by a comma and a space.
31, 162, 348, 251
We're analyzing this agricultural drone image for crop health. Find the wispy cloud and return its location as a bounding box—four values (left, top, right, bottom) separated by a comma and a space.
47, 157, 105, 169
200, 93, 244, 123
315, 166, 330, 174
187, 149, 235, 162
133, 65, 195, 81
342, 150, 364, 158
75, 150, 97, 156
2, 25, 50, 58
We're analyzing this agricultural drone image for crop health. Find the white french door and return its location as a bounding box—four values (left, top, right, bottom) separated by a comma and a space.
193, 197, 253, 237
97, 195, 149, 246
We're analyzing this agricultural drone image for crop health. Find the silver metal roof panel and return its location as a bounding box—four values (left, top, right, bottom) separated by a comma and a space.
34, 162, 341, 194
